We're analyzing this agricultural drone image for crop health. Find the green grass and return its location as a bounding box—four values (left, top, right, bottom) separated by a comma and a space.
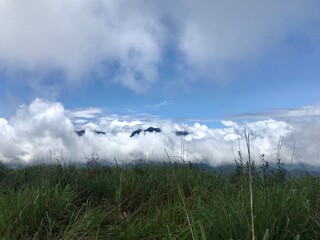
0, 161, 319, 239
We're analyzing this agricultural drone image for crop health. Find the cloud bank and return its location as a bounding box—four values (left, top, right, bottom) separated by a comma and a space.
0, 99, 319, 168
0, 0, 319, 91
0, 0, 164, 92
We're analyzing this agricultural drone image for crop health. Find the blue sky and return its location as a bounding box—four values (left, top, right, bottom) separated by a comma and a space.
1, 40, 319, 125
1, 0, 320, 166
0, 0, 319, 122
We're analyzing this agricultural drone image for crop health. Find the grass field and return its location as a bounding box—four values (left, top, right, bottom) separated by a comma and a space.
0, 160, 319, 239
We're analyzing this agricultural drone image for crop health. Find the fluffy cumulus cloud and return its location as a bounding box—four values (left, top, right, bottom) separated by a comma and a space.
0, 0, 164, 92
177, 0, 320, 72
0, 99, 319, 168
0, 0, 319, 91
1, 99, 79, 162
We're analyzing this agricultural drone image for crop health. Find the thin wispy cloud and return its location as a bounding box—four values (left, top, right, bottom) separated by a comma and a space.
146, 100, 173, 108
228, 105, 320, 121
66, 108, 103, 119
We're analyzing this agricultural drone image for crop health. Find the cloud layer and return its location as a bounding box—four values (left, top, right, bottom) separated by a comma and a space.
0, 99, 319, 168
0, 0, 164, 92
0, 0, 319, 91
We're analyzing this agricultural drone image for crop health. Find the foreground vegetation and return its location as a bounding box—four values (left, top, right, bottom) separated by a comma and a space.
0, 160, 319, 240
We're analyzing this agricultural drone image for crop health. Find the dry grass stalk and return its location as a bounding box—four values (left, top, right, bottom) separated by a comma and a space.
245, 132, 255, 240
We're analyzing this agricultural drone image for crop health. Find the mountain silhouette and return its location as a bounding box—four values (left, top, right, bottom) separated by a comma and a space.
75, 129, 105, 136
130, 127, 161, 137
175, 130, 189, 136
76, 127, 189, 138
130, 129, 142, 137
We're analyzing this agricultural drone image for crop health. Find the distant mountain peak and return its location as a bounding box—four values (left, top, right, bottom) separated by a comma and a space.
75, 130, 85, 136
75, 129, 105, 136
175, 130, 189, 136
144, 127, 161, 133
130, 129, 142, 137
75, 126, 189, 138
130, 127, 161, 137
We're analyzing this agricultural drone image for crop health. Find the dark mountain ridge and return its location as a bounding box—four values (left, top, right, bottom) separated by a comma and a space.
75, 127, 190, 138
75, 129, 105, 136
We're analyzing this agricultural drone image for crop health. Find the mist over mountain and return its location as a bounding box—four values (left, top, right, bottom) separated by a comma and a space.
75, 129, 106, 137
0, 99, 320, 170
175, 131, 189, 136
130, 127, 161, 137
0, 0, 319, 173
76, 126, 189, 138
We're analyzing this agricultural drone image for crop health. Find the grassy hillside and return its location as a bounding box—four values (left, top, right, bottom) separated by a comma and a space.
0, 161, 319, 239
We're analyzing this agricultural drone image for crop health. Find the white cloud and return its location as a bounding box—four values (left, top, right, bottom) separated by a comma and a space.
228, 105, 320, 120
277, 106, 320, 118
0, 0, 319, 92
72, 119, 88, 124
288, 119, 320, 167
0, 0, 164, 91
66, 108, 103, 119
177, 0, 320, 77
0, 99, 319, 169
0, 118, 20, 160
